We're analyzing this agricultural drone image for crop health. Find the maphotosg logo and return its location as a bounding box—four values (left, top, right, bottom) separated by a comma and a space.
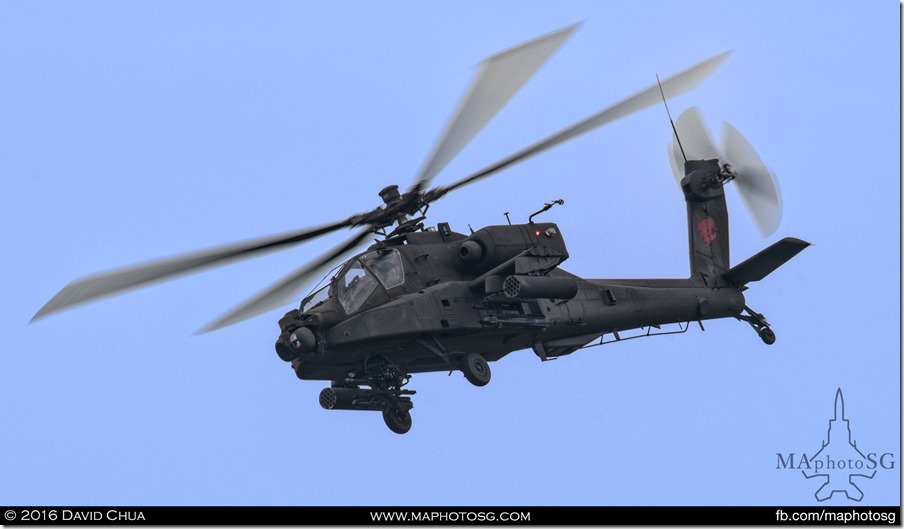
776, 388, 896, 501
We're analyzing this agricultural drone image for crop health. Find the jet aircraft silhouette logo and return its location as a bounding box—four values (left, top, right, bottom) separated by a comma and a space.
776, 389, 895, 502
801, 389, 876, 501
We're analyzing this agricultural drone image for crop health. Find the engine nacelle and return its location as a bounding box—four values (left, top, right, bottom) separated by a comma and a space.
458, 240, 484, 265
456, 223, 568, 274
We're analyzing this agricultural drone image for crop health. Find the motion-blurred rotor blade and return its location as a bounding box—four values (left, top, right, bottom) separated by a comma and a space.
668, 139, 684, 185
674, 107, 719, 159
198, 229, 373, 333
669, 106, 719, 183
436, 51, 731, 195
32, 220, 352, 322
410, 23, 579, 192
721, 122, 783, 237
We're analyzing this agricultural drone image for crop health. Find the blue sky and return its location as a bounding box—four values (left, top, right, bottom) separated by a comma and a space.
1, 1, 899, 506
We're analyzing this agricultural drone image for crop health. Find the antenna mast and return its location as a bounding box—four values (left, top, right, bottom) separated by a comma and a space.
657, 73, 687, 163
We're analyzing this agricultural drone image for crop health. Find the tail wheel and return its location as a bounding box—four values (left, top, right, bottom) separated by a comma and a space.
461, 353, 491, 387
382, 403, 412, 435
759, 327, 776, 345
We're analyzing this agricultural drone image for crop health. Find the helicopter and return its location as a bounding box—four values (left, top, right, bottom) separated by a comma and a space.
32, 24, 808, 434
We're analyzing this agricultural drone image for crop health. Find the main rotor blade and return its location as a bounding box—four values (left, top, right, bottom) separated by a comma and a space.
437, 51, 732, 195
198, 229, 373, 333
31, 220, 351, 322
409, 23, 578, 192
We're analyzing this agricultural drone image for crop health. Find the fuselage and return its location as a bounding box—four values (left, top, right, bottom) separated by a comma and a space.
279, 224, 745, 381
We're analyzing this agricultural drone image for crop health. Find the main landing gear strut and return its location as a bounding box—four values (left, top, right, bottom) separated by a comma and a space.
737, 305, 776, 345
318, 352, 494, 434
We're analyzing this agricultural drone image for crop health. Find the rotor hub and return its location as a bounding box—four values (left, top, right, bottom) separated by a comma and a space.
378, 185, 401, 205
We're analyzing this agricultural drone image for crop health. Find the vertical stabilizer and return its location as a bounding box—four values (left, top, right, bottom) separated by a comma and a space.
681, 159, 730, 284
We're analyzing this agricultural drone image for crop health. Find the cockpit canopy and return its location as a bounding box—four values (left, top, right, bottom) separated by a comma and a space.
336, 249, 405, 313
301, 248, 405, 314
303, 248, 406, 314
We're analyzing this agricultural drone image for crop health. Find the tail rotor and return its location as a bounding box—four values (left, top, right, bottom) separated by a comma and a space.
668, 107, 783, 237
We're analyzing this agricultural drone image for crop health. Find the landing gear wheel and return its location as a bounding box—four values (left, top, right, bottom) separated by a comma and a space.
758, 327, 776, 345
382, 403, 412, 435
739, 305, 777, 346
461, 353, 491, 387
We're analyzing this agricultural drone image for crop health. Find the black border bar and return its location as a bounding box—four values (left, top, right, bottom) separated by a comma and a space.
1, 506, 901, 526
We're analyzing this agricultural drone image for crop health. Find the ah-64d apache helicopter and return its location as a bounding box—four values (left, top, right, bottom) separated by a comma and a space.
33, 25, 808, 434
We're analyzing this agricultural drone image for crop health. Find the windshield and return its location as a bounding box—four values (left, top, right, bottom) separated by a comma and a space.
300, 261, 345, 312
360, 249, 404, 288
300, 284, 330, 312
336, 260, 378, 314
335, 249, 405, 314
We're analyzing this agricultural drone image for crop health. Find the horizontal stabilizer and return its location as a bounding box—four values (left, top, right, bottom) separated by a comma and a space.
723, 237, 810, 285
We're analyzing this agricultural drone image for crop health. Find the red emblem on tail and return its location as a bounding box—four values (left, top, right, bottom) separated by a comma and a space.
696, 218, 717, 245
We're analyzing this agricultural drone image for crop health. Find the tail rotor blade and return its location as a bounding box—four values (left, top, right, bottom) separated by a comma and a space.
721, 122, 783, 237
668, 138, 685, 184
674, 107, 719, 160
669, 106, 719, 183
